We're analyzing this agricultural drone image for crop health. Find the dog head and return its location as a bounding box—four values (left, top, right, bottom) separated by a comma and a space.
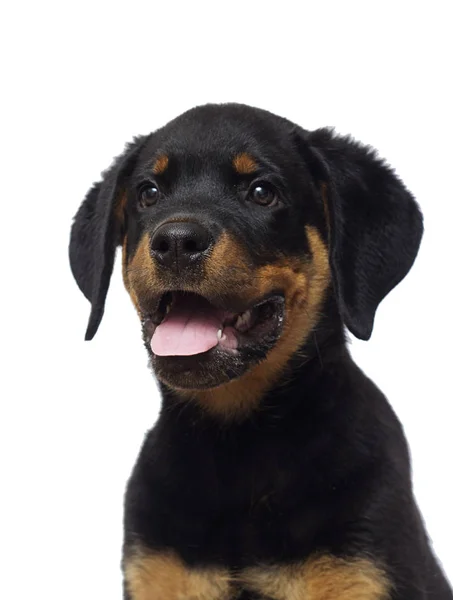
70, 104, 422, 402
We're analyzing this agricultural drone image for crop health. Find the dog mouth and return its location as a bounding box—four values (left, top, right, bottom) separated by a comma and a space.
143, 291, 285, 358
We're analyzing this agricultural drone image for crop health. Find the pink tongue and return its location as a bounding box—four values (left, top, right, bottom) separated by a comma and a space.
151, 296, 224, 356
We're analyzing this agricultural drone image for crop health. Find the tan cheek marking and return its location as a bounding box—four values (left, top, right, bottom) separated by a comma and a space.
240, 555, 391, 600
152, 154, 169, 175
233, 152, 258, 175
124, 233, 158, 315
114, 191, 128, 237
201, 232, 251, 295
187, 226, 330, 419
121, 234, 139, 312
304, 225, 331, 318
124, 549, 234, 600
121, 227, 330, 420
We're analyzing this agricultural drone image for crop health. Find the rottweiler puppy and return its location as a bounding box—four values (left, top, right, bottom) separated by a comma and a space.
70, 104, 452, 599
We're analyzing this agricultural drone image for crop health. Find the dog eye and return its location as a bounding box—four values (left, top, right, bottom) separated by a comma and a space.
249, 183, 278, 207
139, 184, 160, 208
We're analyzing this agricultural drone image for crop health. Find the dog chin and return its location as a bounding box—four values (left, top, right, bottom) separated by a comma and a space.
147, 345, 271, 390
148, 346, 250, 389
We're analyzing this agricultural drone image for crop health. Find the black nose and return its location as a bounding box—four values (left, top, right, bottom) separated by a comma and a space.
150, 221, 213, 269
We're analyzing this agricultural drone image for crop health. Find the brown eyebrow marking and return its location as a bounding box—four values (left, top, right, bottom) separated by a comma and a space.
233, 152, 258, 175
152, 154, 169, 175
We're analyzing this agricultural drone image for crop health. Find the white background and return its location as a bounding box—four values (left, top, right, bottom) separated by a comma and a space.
1, 2, 452, 598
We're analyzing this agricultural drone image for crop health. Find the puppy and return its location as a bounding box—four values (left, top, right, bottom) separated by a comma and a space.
70, 104, 452, 599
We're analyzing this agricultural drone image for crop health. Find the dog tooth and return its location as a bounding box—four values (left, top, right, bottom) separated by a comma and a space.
235, 309, 252, 330
217, 328, 223, 340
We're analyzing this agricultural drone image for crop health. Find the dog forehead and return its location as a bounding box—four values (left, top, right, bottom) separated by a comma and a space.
141, 104, 295, 163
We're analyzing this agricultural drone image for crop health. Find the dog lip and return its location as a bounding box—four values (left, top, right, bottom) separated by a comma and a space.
143, 292, 286, 354
143, 290, 285, 323
146, 293, 286, 389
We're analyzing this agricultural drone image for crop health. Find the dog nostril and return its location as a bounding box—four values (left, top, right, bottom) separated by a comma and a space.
157, 239, 170, 253
151, 221, 213, 267
183, 238, 199, 253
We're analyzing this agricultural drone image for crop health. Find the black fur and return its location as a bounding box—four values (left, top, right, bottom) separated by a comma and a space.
300, 128, 424, 340
70, 104, 451, 599
70, 136, 146, 340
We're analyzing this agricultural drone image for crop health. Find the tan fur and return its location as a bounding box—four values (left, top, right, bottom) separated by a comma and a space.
122, 234, 140, 311
123, 227, 330, 419
202, 231, 251, 293
240, 555, 391, 600
152, 154, 169, 175
125, 231, 250, 312
124, 549, 234, 600
188, 226, 330, 418
124, 549, 389, 600
114, 191, 127, 232
125, 233, 158, 314
232, 152, 258, 175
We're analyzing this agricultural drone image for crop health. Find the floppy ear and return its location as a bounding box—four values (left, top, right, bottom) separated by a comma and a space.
69, 136, 146, 340
299, 128, 423, 340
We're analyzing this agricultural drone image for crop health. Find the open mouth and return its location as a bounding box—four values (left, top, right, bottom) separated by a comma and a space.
143, 291, 285, 358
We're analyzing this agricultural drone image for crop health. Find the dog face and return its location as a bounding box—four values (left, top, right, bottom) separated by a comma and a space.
70, 104, 423, 396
